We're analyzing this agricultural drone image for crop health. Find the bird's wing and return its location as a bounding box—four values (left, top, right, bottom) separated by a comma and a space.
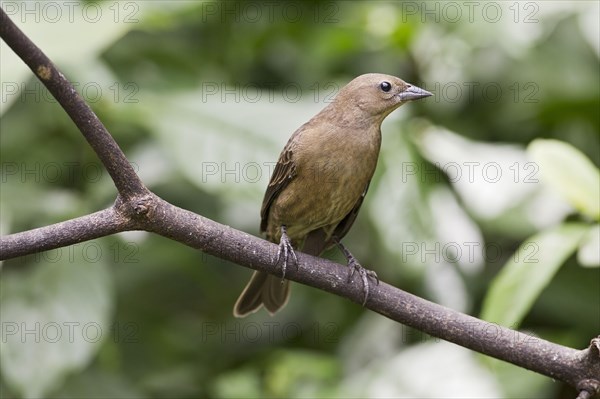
331, 181, 371, 241
260, 127, 305, 232
302, 181, 371, 256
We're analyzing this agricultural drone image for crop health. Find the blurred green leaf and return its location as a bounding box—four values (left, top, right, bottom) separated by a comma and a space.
577, 224, 600, 268
528, 139, 600, 221
481, 223, 589, 327
0, 250, 113, 398
483, 357, 554, 398
264, 350, 340, 398
210, 368, 263, 399
341, 341, 502, 397
210, 349, 339, 399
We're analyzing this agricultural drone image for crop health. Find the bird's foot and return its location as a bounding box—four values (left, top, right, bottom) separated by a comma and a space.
275, 225, 298, 281
348, 258, 379, 305
334, 238, 379, 306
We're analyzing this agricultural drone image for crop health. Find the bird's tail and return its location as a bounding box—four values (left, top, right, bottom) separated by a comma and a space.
233, 271, 290, 317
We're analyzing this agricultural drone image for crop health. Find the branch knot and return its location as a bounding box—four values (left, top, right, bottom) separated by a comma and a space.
114, 193, 155, 223
591, 336, 600, 357
576, 379, 600, 399
133, 196, 152, 216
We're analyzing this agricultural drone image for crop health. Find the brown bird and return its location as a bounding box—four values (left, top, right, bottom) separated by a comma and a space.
233, 73, 431, 317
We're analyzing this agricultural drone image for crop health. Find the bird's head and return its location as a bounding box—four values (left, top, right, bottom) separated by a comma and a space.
336, 73, 432, 121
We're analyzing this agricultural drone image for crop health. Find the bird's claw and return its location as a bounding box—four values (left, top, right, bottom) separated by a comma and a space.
347, 258, 379, 306
334, 237, 378, 306
275, 226, 298, 281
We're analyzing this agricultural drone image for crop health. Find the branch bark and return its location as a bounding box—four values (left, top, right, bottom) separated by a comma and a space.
0, 206, 131, 259
0, 7, 598, 397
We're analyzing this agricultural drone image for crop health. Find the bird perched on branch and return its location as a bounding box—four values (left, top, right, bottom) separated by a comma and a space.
234, 73, 432, 317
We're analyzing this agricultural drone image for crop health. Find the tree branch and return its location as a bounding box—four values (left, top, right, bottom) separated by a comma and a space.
0, 206, 129, 259
0, 7, 598, 397
0, 192, 157, 258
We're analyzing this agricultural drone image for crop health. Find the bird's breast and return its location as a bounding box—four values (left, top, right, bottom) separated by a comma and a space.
267, 126, 381, 241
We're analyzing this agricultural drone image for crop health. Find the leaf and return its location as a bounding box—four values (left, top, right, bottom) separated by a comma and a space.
341, 341, 502, 397
578, 224, 600, 268
0, 245, 113, 398
528, 139, 600, 221
480, 223, 588, 327
264, 350, 339, 397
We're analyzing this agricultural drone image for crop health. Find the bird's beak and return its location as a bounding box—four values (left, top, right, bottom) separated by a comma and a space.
398, 84, 432, 101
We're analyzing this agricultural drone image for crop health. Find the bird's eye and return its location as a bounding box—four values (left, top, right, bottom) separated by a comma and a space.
380, 81, 392, 92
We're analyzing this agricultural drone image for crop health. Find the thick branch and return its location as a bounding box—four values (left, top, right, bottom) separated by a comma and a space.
0, 8, 147, 200
0, 193, 155, 258
0, 206, 132, 259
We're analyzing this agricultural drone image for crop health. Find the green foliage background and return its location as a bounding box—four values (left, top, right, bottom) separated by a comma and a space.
1, 1, 599, 398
